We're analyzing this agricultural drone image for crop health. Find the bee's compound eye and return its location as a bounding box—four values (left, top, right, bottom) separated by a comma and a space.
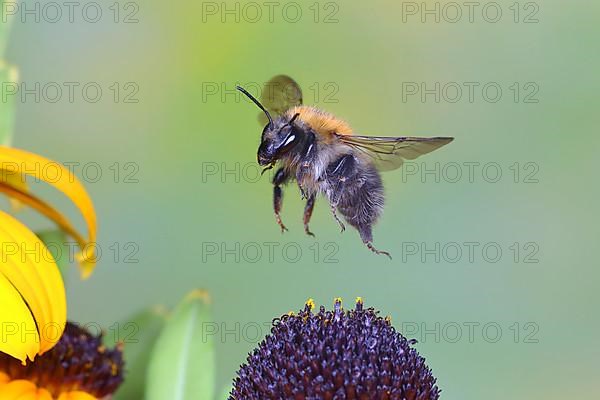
283, 134, 296, 147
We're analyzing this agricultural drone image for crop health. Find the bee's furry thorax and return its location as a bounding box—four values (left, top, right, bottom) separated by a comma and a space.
277, 108, 355, 197
274, 106, 384, 239
284, 106, 354, 142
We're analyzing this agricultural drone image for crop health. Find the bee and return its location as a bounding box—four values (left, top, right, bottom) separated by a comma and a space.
236, 75, 453, 258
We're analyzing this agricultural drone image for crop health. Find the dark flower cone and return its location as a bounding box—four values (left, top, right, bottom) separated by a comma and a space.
0, 321, 125, 398
231, 298, 440, 400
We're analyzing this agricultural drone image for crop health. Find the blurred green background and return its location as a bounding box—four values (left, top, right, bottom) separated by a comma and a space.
2, 0, 599, 398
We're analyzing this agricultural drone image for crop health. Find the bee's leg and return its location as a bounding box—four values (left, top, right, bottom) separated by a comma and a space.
298, 184, 308, 201
296, 161, 312, 200
272, 167, 289, 233
366, 242, 392, 259
326, 154, 358, 233
303, 195, 316, 237
296, 132, 317, 200
358, 224, 392, 260
330, 203, 346, 233
325, 184, 345, 233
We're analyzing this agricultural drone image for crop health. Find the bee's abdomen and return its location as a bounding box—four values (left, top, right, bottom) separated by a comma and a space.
338, 166, 384, 227
325, 155, 384, 239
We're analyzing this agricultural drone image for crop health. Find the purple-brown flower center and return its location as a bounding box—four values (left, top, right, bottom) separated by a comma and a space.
231, 298, 440, 400
0, 322, 124, 398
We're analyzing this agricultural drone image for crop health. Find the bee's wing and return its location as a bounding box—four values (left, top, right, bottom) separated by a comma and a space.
337, 135, 454, 171
258, 75, 303, 125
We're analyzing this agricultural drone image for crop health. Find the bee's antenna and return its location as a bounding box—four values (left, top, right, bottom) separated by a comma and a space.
288, 113, 300, 125
236, 85, 273, 127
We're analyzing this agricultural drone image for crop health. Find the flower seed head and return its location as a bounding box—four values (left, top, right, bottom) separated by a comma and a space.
231, 298, 440, 400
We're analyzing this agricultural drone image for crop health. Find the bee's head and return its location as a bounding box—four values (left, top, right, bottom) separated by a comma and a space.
236, 85, 303, 166
256, 113, 302, 166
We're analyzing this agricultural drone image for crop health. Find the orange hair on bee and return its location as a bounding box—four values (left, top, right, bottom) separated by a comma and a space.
284, 106, 353, 143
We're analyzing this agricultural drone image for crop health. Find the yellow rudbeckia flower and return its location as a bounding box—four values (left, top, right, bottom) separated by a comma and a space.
0, 374, 95, 400
0, 322, 124, 400
0, 146, 97, 364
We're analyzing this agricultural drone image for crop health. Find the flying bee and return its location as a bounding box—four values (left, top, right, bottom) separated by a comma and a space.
236, 75, 454, 258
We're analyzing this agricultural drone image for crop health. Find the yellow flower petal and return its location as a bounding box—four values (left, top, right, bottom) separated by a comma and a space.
57, 391, 97, 400
0, 182, 86, 251
0, 272, 39, 363
19, 387, 53, 400
2, 169, 27, 211
0, 211, 66, 360
0, 379, 55, 400
34, 388, 53, 400
0, 379, 37, 399
0, 146, 97, 278
0, 372, 10, 384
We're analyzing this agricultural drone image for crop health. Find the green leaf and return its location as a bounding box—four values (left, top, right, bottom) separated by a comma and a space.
0, 1, 18, 56
111, 307, 169, 400
146, 290, 216, 400
0, 62, 17, 146
36, 230, 70, 282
